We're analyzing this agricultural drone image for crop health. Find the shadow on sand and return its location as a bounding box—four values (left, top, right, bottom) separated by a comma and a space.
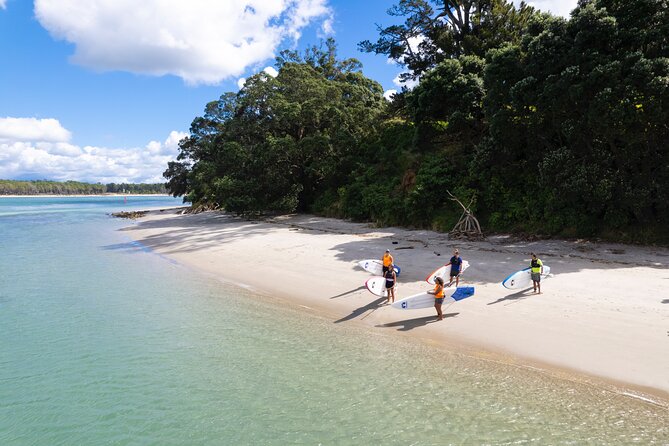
376, 313, 459, 331
329, 285, 366, 299
487, 288, 534, 305
334, 296, 387, 323
662, 299, 669, 304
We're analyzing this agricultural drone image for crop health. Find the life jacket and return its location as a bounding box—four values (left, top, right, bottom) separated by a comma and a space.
433, 284, 444, 299
531, 258, 542, 273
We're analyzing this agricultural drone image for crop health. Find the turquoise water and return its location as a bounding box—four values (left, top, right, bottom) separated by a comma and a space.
0, 197, 667, 445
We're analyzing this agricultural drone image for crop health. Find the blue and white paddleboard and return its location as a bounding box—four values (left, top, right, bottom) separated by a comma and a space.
391, 287, 475, 310
502, 265, 551, 290
358, 259, 401, 276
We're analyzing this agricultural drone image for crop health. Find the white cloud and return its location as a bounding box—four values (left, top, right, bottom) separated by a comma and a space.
263, 66, 279, 78
0, 118, 187, 183
34, 0, 333, 85
0, 1, 6, 9
514, 0, 578, 18
383, 89, 397, 101
237, 77, 247, 89
321, 17, 334, 35
0, 117, 72, 143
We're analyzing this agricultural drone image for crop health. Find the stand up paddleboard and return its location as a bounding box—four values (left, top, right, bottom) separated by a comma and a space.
391, 287, 475, 310
365, 277, 389, 297
358, 259, 401, 276
425, 260, 470, 285
502, 265, 551, 290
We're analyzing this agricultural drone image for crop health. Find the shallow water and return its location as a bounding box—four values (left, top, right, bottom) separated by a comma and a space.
0, 197, 667, 445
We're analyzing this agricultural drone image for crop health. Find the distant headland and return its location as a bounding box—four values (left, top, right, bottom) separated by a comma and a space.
0, 179, 167, 196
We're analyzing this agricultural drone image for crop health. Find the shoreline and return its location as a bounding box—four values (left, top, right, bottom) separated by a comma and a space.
121, 209, 669, 404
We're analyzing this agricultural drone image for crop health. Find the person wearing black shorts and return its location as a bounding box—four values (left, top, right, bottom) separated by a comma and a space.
446, 249, 463, 287
384, 265, 397, 304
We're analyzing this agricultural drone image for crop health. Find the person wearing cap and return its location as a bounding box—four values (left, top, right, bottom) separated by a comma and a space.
384, 264, 397, 304
445, 249, 464, 287
428, 276, 446, 320
382, 249, 394, 275
530, 253, 543, 294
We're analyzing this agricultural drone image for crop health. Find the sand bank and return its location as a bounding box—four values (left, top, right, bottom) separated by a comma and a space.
121, 209, 669, 402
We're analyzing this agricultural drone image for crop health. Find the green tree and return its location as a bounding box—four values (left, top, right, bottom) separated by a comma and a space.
359, 0, 538, 79
165, 40, 386, 214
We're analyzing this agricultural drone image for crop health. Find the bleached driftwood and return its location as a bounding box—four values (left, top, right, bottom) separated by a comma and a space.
447, 190, 483, 239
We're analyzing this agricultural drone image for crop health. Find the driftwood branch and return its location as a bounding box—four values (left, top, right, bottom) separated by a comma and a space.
446, 189, 483, 239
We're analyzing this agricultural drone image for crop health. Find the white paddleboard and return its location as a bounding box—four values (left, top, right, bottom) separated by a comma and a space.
502, 265, 551, 290
425, 260, 470, 285
365, 276, 389, 297
358, 259, 401, 276
391, 287, 475, 310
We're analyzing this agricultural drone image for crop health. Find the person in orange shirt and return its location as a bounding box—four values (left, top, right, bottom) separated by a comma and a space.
382, 249, 394, 275
428, 276, 445, 320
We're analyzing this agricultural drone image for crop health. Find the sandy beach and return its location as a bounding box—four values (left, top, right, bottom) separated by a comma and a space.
122, 209, 669, 403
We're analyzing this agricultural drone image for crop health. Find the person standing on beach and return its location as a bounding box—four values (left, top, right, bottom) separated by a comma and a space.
530, 253, 544, 294
445, 249, 464, 287
428, 276, 445, 320
384, 264, 397, 304
382, 249, 394, 275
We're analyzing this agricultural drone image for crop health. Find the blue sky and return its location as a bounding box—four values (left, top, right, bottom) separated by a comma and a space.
0, 0, 575, 183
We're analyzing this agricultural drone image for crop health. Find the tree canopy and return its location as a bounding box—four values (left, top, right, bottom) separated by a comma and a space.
165, 39, 386, 215
166, 1, 669, 243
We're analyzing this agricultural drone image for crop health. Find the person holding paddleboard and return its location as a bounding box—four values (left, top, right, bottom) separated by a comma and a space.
428, 276, 446, 320
382, 249, 394, 275
445, 249, 464, 287
384, 264, 397, 304
530, 253, 544, 294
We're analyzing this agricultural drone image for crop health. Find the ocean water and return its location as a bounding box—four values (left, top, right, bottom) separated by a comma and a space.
0, 196, 667, 445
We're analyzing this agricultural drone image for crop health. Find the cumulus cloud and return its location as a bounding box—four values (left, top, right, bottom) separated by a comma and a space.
514, 0, 577, 18
0, 117, 187, 183
34, 0, 333, 85
383, 89, 397, 101
0, 117, 72, 143
263, 66, 279, 78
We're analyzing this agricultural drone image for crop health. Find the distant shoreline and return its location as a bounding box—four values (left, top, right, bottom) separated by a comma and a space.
0, 194, 173, 198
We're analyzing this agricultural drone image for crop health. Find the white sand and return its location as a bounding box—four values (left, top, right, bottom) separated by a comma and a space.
122, 210, 669, 401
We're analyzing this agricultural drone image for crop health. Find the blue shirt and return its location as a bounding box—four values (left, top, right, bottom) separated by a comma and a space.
451, 256, 462, 273
450, 256, 462, 273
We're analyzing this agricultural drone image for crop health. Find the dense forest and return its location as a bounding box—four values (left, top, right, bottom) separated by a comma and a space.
0, 180, 166, 195
164, 0, 669, 243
